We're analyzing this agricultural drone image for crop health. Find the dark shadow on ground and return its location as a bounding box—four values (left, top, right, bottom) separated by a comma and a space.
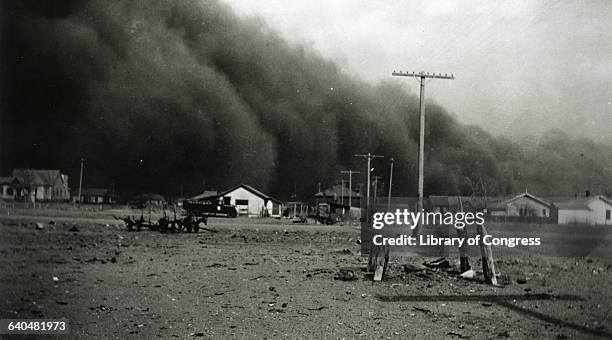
376, 293, 611, 338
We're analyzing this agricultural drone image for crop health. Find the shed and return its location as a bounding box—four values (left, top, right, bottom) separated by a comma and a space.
80, 188, 115, 204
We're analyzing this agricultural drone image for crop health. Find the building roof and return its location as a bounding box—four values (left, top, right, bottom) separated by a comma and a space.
0, 176, 21, 186
504, 192, 551, 207
12, 169, 66, 187
219, 184, 283, 204
315, 184, 360, 198
595, 195, 612, 206
554, 195, 612, 210
554, 201, 590, 211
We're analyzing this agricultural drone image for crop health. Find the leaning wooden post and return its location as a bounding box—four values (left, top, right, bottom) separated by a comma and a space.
368, 244, 389, 282
477, 224, 498, 285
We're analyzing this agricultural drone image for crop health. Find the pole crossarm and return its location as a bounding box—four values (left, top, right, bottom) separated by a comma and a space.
392, 70, 455, 80
354, 154, 384, 159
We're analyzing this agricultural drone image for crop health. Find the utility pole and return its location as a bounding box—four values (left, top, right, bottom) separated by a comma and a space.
354, 153, 384, 205
78, 157, 84, 203
372, 175, 382, 200
340, 179, 345, 206
387, 158, 394, 210
391, 70, 454, 215
341, 170, 360, 208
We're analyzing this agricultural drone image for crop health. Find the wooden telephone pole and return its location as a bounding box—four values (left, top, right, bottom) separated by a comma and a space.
78, 158, 85, 203
372, 175, 382, 201
387, 158, 394, 210
391, 71, 454, 220
390, 71, 497, 284
340, 170, 360, 208
354, 153, 384, 205
340, 179, 345, 206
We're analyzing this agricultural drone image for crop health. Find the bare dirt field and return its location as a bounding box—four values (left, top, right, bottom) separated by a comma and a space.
1, 214, 612, 339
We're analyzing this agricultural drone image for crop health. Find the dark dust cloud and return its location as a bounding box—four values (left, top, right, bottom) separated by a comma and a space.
1, 0, 611, 199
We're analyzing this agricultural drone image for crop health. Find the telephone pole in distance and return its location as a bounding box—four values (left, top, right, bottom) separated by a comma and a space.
354, 153, 384, 205
340, 170, 360, 208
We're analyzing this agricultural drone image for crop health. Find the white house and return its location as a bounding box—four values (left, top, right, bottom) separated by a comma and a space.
555, 196, 612, 225
218, 184, 283, 218
589, 196, 612, 225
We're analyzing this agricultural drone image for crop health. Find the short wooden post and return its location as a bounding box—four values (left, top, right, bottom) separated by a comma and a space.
456, 226, 471, 273
368, 244, 389, 281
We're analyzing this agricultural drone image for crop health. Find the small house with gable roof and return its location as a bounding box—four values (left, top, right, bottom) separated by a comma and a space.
217, 184, 283, 217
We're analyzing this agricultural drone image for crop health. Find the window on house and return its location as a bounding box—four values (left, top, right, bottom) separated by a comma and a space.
606, 210, 611, 220
6, 188, 14, 196
235, 199, 249, 206
542, 209, 547, 217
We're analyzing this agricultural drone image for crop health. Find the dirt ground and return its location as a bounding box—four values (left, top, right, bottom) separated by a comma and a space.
1, 214, 611, 339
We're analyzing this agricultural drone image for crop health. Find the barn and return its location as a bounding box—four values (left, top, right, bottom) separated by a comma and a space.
217, 184, 283, 218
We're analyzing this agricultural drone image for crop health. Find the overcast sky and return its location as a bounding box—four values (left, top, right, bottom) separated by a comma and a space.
223, 0, 612, 143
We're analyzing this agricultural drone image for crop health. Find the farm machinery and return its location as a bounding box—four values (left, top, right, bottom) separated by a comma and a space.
156, 213, 207, 233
